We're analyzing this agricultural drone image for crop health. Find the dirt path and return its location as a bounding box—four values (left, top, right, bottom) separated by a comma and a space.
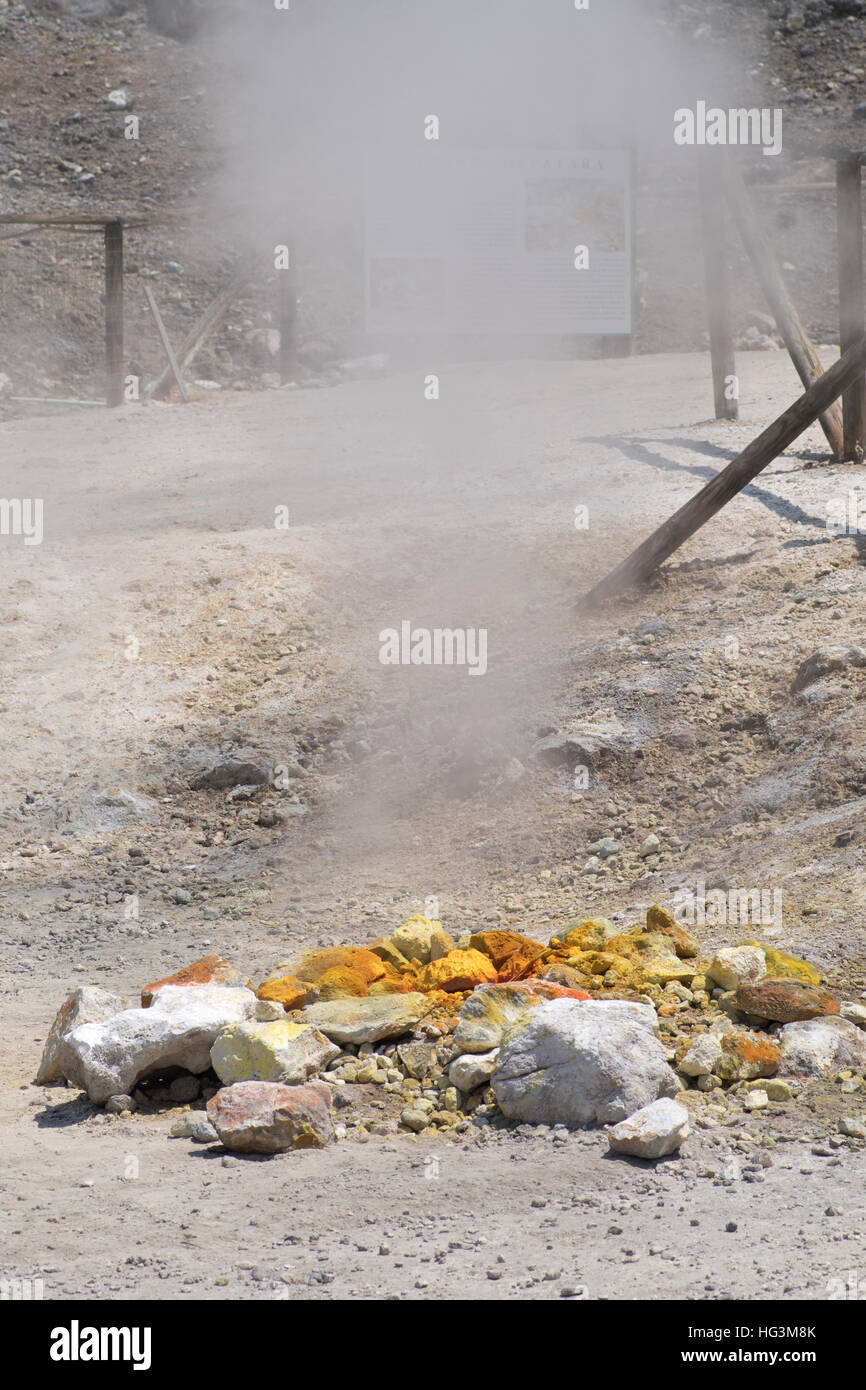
3, 348, 866, 1300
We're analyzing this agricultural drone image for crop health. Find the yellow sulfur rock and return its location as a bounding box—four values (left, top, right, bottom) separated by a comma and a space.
389, 915, 455, 965
566, 950, 631, 978
738, 940, 820, 985
315, 966, 369, 1001
368, 938, 412, 971
553, 919, 611, 952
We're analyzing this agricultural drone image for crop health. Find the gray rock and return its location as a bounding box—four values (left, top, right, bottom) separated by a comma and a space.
61, 985, 258, 1103
493, 998, 679, 1126
400, 1106, 432, 1132
779, 1016, 866, 1077
37, 987, 127, 1085
190, 749, 271, 790
587, 837, 624, 860
607, 1098, 691, 1158
105, 1093, 135, 1114
301, 993, 431, 1045
190, 1118, 219, 1143
168, 1074, 200, 1103
791, 645, 866, 694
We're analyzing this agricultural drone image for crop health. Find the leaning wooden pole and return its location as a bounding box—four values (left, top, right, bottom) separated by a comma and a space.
836, 156, 866, 461
699, 168, 738, 420
104, 218, 124, 408
723, 162, 844, 458
278, 267, 298, 385
581, 332, 866, 608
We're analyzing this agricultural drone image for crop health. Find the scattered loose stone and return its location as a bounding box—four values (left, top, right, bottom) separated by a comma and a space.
607, 1098, 691, 1159
401, 1106, 432, 1132
841, 1003, 866, 1031
839, 1116, 866, 1139
737, 942, 820, 985
743, 1089, 769, 1112
105, 1093, 135, 1114
714, 1031, 781, 1082
679, 1034, 722, 1078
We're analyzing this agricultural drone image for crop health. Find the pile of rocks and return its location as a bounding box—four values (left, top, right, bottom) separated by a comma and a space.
35, 907, 866, 1160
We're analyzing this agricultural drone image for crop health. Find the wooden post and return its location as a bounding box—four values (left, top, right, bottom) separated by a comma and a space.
836, 156, 866, 461
723, 162, 844, 458
278, 267, 298, 385
700, 168, 738, 420
104, 218, 124, 407
580, 331, 866, 607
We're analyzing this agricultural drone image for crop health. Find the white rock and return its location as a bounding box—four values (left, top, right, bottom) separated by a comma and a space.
779, 1016, 866, 1078
638, 833, 661, 858
37, 986, 127, 1085
449, 1050, 498, 1092
607, 1098, 691, 1158
841, 1003, 866, 1031
106, 89, 132, 110
678, 1033, 723, 1078
61, 985, 257, 1103
705, 946, 766, 991
743, 1089, 768, 1111
492, 998, 680, 1127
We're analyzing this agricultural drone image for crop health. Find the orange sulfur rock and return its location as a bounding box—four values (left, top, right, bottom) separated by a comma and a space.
141, 955, 250, 1008
256, 975, 318, 1012
418, 948, 498, 993
279, 947, 386, 987
716, 1030, 782, 1081
518, 978, 591, 1002
469, 930, 548, 979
